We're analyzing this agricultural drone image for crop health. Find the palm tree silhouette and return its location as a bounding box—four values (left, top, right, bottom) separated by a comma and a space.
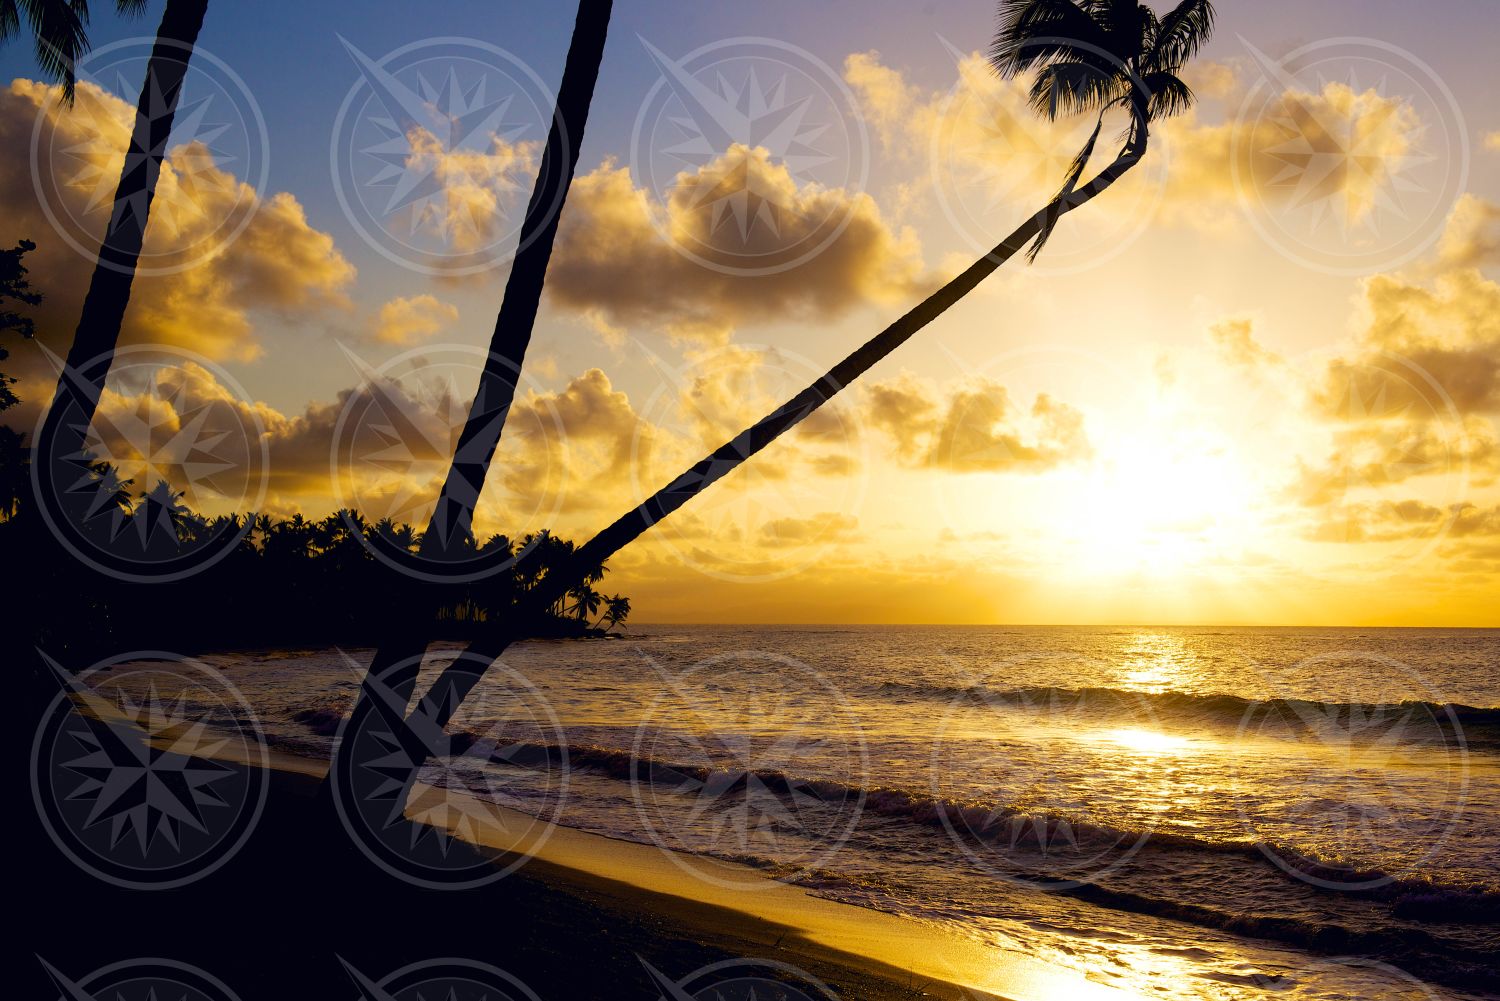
0, 0, 150, 103
599, 594, 630, 631
401, 0, 1217, 732
31, 0, 210, 542
325, 0, 615, 809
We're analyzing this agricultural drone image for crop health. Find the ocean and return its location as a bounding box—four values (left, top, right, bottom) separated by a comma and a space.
150, 625, 1499, 999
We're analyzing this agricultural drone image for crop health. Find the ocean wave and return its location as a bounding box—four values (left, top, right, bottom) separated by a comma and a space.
873, 682, 1500, 744
446, 733, 1500, 916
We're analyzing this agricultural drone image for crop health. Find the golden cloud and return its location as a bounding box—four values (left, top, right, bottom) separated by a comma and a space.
862, 372, 1090, 472
1209, 316, 1283, 368
371, 294, 459, 345
546, 149, 933, 343
1, 79, 355, 363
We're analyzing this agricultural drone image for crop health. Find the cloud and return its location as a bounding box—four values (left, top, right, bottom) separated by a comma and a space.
1289, 415, 1500, 507
1210, 316, 1283, 368
0, 79, 354, 363
371, 294, 459, 345
1484, 131, 1500, 154
1314, 277, 1500, 419
1306, 498, 1500, 543
546, 150, 933, 343
398, 126, 540, 255
758, 512, 861, 547
844, 50, 1430, 237
862, 373, 1091, 472
1437, 193, 1500, 270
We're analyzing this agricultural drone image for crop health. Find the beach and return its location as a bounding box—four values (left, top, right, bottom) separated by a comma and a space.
21, 744, 1128, 1000
25, 625, 1500, 1000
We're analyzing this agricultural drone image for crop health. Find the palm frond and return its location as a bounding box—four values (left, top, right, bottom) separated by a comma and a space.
12, 0, 94, 104
1140, 69, 1194, 120
1027, 59, 1122, 119
1028, 112, 1104, 260
1150, 0, 1215, 71
991, 0, 1111, 78
113, 0, 146, 15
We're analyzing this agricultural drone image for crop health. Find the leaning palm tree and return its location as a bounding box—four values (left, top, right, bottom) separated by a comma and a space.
31, 0, 210, 544
406, 0, 1216, 732
325, 0, 615, 815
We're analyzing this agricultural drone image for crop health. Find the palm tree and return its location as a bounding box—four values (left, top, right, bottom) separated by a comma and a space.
0, 0, 149, 103
326, 0, 616, 811
411, 0, 1216, 732
569, 583, 601, 624
599, 594, 630, 631
31, 0, 210, 542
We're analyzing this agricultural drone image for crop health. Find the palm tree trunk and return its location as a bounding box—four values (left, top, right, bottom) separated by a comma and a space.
325, 0, 613, 808
35, 0, 209, 506
412, 124, 1151, 732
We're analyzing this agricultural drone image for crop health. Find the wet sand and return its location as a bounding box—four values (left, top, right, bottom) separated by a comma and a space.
20, 741, 1145, 1000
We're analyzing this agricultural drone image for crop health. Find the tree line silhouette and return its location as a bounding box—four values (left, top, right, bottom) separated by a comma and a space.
1, 243, 628, 665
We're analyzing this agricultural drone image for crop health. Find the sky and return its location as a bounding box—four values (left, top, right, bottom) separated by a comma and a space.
2, 0, 1499, 626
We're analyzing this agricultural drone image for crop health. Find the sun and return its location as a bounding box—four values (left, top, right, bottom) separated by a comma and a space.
1045, 423, 1261, 579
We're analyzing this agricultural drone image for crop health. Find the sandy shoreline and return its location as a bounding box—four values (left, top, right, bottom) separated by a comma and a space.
22, 705, 1144, 1001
